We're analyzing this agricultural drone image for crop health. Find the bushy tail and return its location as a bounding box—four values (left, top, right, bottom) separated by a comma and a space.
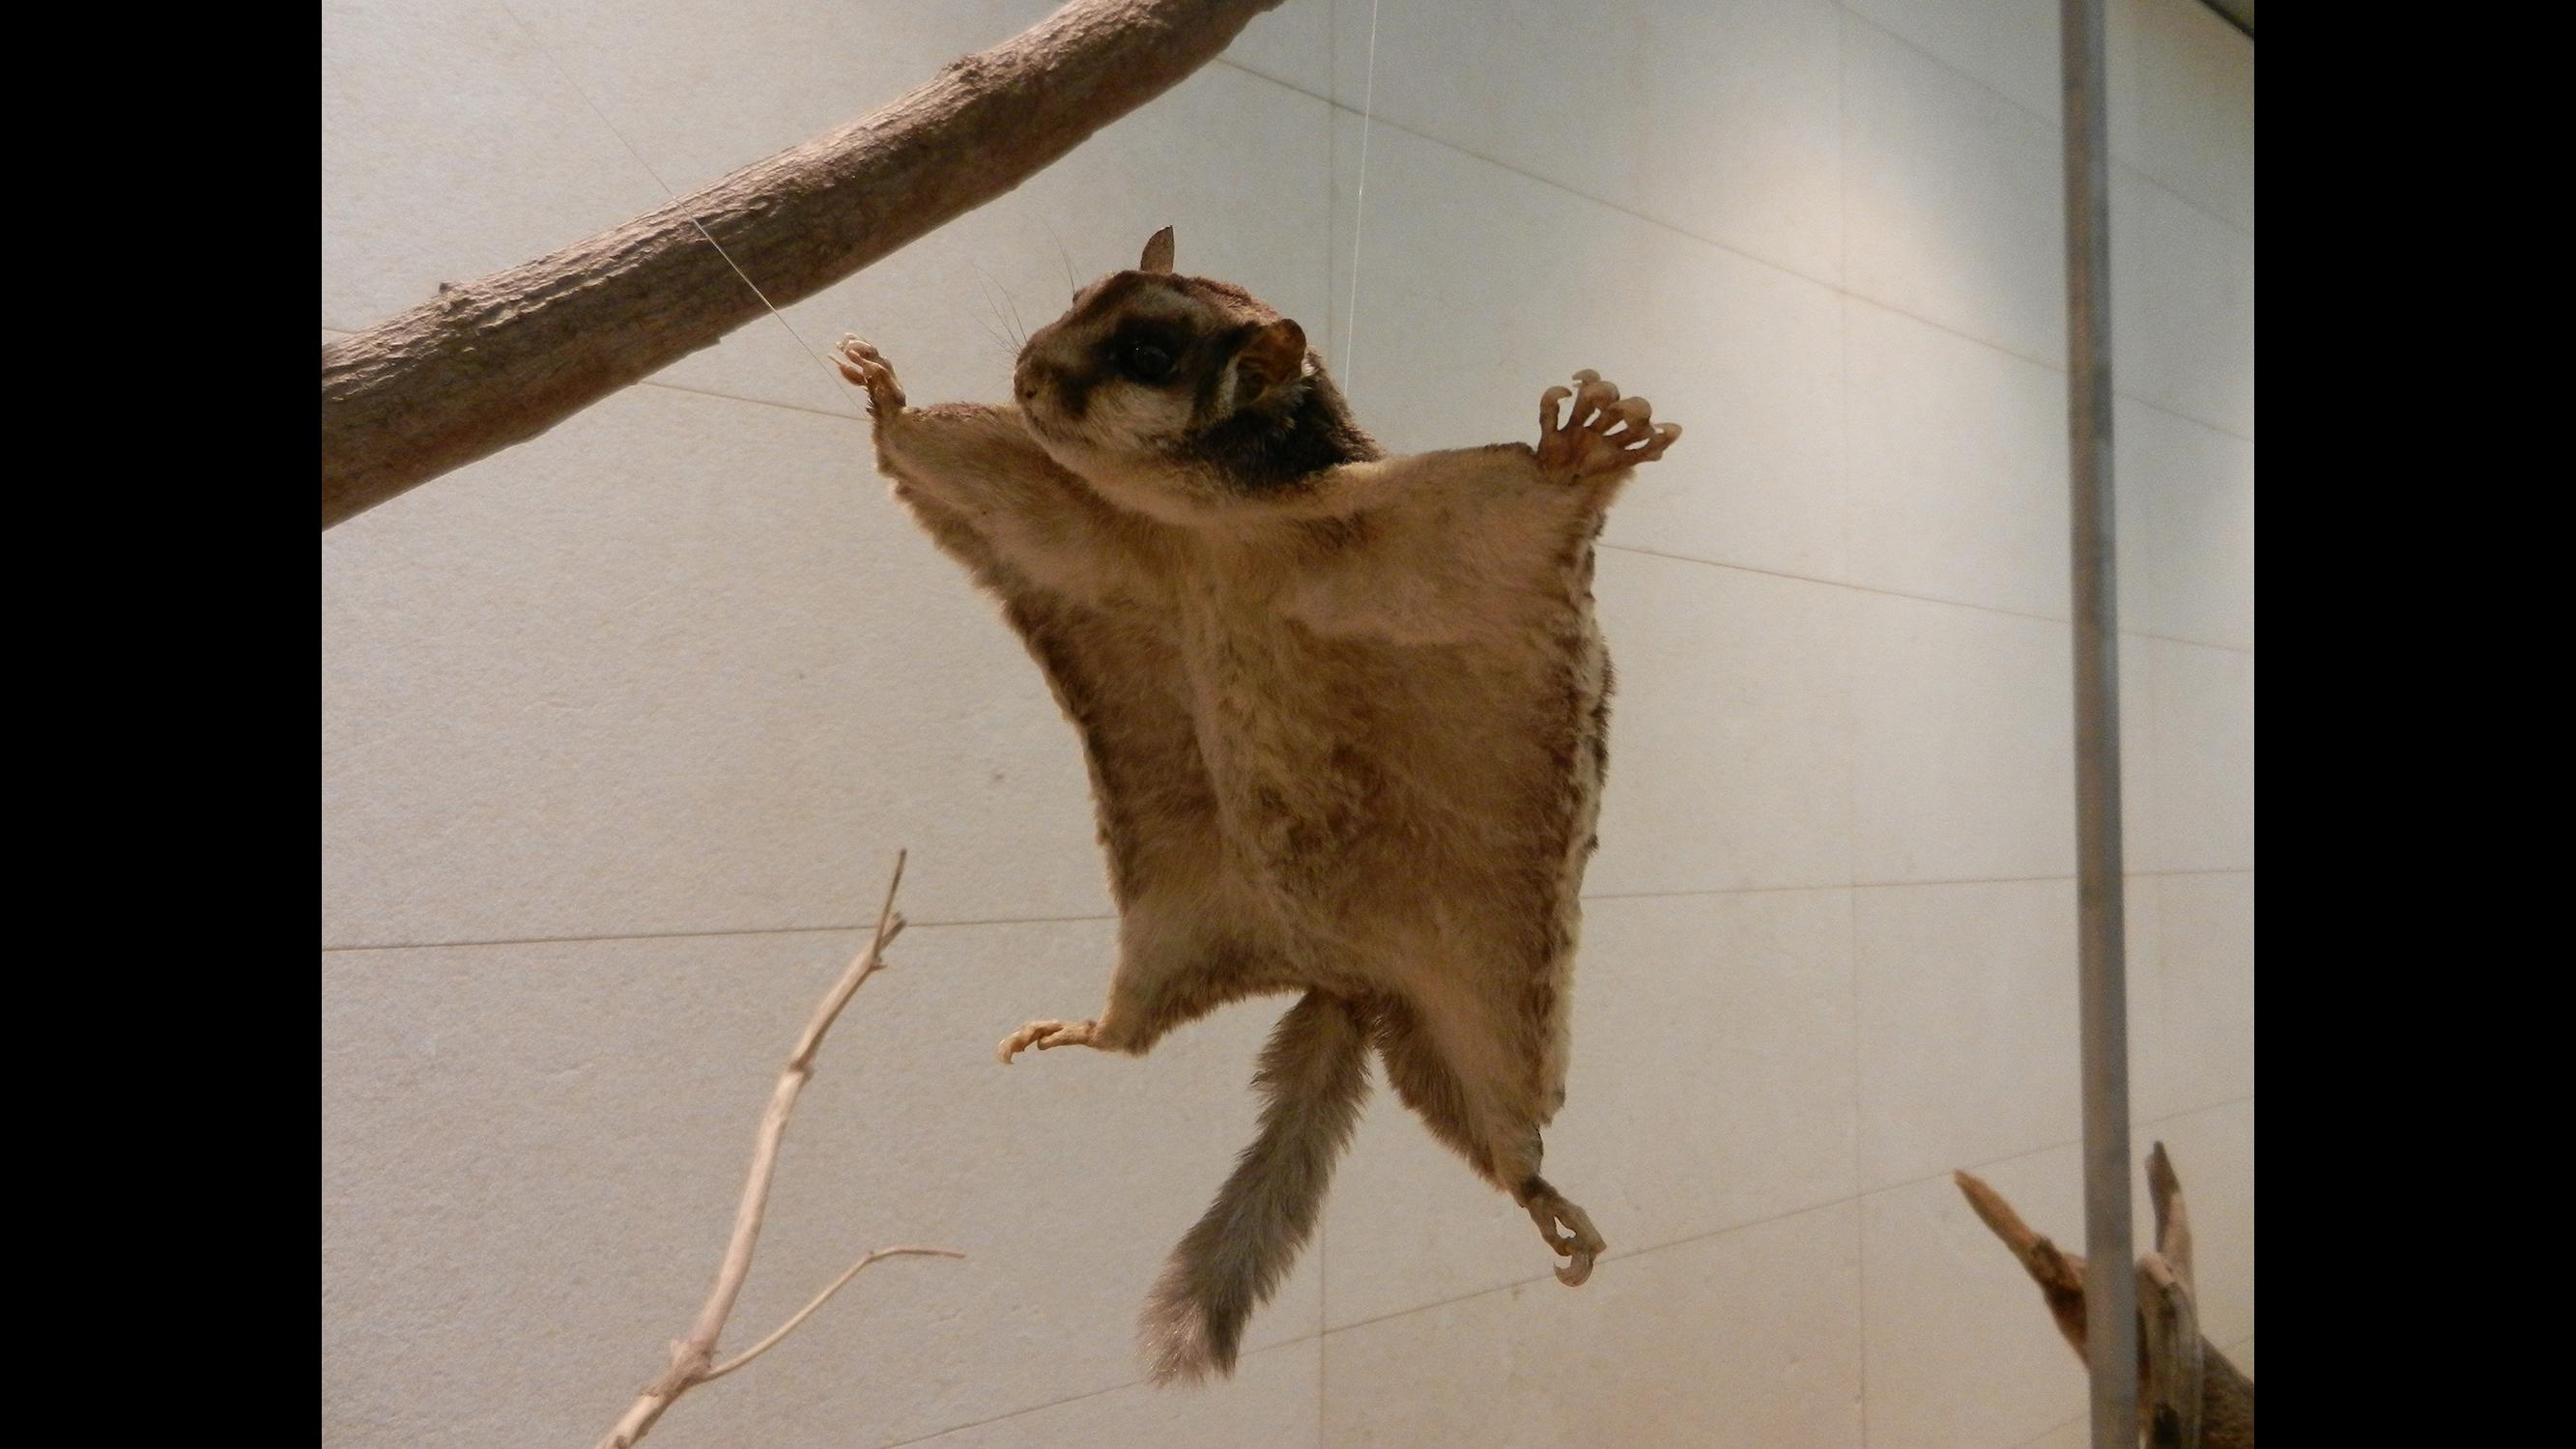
1140, 990, 1372, 1384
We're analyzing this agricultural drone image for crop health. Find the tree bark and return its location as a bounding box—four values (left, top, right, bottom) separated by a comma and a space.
321, 0, 1284, 530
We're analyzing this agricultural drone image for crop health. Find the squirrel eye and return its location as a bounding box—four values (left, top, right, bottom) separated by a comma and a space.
1123, 342, 1174, 382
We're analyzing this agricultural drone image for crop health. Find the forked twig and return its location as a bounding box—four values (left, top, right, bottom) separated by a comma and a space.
593, 851, 961, 1449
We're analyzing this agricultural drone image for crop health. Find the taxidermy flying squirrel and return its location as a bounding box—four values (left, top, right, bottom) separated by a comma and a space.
838, 227, 1682, 1385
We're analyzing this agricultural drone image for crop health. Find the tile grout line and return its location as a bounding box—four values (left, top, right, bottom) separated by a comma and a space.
1821, 6, 2254, 240
658, 338, 2247, 457
1834, 23, 1868, 1421
1613, 540, 2075, 624
326, 346, 2258, 656
1211, 59, 2253, 441
1318, 21, 1340, 1445
1596, 541, 2255, 655
330, 327, 2251, 558
1236, 67, 1842, 298
321, 365, 2258, 656
1290, 102, 2252, 442
873, 1334, 1321, 1449
1216, 42, 2250, 273
339, 291, 2248, 454
1846, 851, 1872, 1448
335, 301, 2250, 455
628, 376, 869, 427
342, 283, 2247, 454
860, 1080, 2249, 1449
489, 0, 881, 427
2009, 1411, 2087, 1449
319, 912, 1124, 954
329, 62, 2249, 447
357, 48, 2239, 450
2146, 603, 2171, 873
1321, 1091, 2251, 1341
320, 869, 2256, 954
337, 214, 2247, 455
328, 24, 2246, 1447
1323, 1193, 1860, 1343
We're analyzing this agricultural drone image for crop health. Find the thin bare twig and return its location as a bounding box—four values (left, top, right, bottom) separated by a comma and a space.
594, 851, 959, 1449
703, 1245, 961, 1383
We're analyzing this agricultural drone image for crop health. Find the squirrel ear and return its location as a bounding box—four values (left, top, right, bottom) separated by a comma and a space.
1234, 318, 1307, 398
1139, 226, 1176, 274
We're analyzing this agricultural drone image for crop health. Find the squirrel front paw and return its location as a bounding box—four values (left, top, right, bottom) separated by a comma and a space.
1535, 370, 1681, 483
836, 335, 908, 418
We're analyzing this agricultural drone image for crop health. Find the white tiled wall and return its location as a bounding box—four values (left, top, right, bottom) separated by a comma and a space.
322, 2, 2251, 1444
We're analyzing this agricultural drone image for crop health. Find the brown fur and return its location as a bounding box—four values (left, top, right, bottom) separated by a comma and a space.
838, 230, 1682, 1383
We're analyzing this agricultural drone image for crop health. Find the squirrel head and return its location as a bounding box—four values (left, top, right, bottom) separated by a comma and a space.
1013, 228, 1377, 522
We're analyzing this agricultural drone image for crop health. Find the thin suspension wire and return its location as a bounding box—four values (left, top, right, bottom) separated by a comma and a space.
1339, 0, 1384, 390
492, 0, 870, 424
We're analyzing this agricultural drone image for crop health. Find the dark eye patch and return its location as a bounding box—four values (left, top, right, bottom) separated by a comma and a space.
1109, 324, 1185, 384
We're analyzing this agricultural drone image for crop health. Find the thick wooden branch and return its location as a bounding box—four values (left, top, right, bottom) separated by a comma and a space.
322, 0, 1284, 530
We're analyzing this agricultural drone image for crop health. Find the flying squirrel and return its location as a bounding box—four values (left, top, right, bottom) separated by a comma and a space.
837, 227, 1682, 1385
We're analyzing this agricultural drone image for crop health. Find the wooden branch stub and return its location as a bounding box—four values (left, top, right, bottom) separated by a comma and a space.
1953, 1170, 2091, 1354
2139, 1253, 2203, 1449
2147, 1139, 2194, 1293
1954, 1148, 2254, 1447
323, 0, 1285, 530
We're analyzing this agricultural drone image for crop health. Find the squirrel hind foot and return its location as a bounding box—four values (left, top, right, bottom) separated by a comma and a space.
1520, 1179, 1606, 1287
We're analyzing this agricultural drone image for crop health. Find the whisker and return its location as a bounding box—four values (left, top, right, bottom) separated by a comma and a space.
1002, 286, 1029, 351
969, 265, 1018, 355
1046, 224, 1079, 293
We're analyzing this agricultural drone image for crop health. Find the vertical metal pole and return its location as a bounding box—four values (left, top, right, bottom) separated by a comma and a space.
2060, 1, 2136, 1446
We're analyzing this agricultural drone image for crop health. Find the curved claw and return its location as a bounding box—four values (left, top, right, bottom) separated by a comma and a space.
1532, 368, 1681, 482
1539, 384, 1574, 436
1598, 398, 1656, 451
835, 334, 906, 415
1629, 420, 1682, 464
1567, 375, 1620, 433
1528, 1193, 1606, 1288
